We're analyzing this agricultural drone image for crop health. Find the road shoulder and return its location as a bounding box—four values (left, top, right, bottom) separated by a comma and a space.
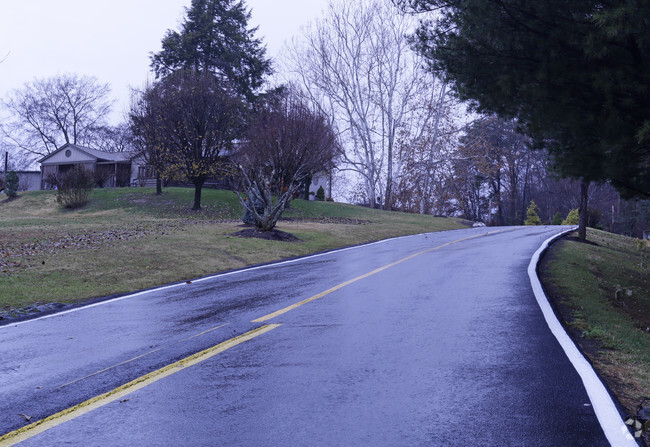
534, 230, 641, 445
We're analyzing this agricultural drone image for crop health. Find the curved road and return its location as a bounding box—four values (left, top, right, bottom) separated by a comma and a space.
0, 226, 623, 445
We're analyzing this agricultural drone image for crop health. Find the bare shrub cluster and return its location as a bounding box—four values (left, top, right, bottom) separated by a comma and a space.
47, 165, 94, 209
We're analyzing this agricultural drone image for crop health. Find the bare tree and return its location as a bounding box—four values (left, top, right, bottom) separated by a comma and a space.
129, 85, 172, 194
133, 71, 242, 208
234, 91, 339, 231
91, 122, 134, 153
286, 0, 443, 210
0, 140, 33, 171
447, 116, 540, 224
393, 81, 463, 214
2, 74, 113, 161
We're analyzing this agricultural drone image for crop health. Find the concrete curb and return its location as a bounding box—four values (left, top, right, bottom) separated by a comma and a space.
528, 228, 637, 446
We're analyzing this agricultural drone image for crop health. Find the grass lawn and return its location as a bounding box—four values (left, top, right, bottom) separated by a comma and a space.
0, 187, 468, 310
539, 228, 649, 427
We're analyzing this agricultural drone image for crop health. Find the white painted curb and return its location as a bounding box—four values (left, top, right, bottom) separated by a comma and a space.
528, 228, 637, 446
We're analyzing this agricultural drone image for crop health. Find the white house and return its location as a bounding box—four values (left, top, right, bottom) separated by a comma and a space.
39, 143, 142, 189
308, 171, 332, 200
15, 171, 42, 191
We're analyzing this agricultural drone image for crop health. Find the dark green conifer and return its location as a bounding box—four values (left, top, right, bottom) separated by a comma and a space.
150, 0, 272, 101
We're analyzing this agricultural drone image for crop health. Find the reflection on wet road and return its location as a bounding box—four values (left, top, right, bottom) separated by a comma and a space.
0, 226, 616, 446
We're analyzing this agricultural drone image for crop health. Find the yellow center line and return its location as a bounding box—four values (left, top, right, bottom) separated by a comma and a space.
252, 229, 511, 323
0, 324, 281, 446
57, 323, 230, 389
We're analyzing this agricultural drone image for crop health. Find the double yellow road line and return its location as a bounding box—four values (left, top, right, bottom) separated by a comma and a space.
1, 229, 506, 445
0, 325, 281, 446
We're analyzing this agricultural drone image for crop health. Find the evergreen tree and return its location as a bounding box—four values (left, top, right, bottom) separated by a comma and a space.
406, 0, 650, 238
5, 171, 19, 198
316, 186, 325, 201
524, 200, 542, 226
551, 212, 563, 226
150, 0, 272, 101
562, 209, 580, 226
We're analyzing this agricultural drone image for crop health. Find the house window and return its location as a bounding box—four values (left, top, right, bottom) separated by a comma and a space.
65, 149, 71, 157
139, 166, 154, 178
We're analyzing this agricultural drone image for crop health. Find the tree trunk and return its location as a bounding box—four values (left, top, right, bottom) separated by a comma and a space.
327, 169, 332, 199
493, 172, 503, 226
192, 178, 205, 211
385, 175, 393, 211
303, 175, 312, 200
155, 174, 162, 195
508, 165, 518, 225
365, 175, 376, 208
578, 180, 589, 240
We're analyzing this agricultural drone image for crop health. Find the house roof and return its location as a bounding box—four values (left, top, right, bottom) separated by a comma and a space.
39, 143, 135, 164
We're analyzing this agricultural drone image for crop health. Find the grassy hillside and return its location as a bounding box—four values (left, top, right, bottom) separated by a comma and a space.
539, 229, 649, 429
0, 187, 468, 310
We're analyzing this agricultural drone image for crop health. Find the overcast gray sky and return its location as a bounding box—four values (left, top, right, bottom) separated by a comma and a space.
0, 0, 329, 122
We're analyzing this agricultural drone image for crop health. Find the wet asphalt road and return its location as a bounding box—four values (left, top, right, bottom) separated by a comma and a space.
0, 226, 610, 446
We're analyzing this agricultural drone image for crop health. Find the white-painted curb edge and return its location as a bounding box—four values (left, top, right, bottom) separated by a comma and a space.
529, 228, 637, 446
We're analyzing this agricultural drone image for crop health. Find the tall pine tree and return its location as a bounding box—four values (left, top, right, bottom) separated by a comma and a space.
150, 0, 272, 101
405, 0, 650, 239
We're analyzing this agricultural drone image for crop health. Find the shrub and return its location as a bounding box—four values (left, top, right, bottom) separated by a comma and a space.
524, 200, 542, 225
562, 209, 580, 225
5, 170, 19, 198
550, 212, 563, 225
49, 165, 94, 208
94, 170, 109, 188
116, 165, 131, 187
587, 207, 602, 228
316, 186, 325, 201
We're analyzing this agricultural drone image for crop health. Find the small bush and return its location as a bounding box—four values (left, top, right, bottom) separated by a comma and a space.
524, 200, 542, 225
94, 170, 109, 188
316, 186, 325, 201
5, 170, 19, 198
326, 197, 334, 202
49, 165, 94, 209
587, 207, 602, 228
551, 212, 563, 225
562, 209, 580, 225
116, 165, 131, 187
